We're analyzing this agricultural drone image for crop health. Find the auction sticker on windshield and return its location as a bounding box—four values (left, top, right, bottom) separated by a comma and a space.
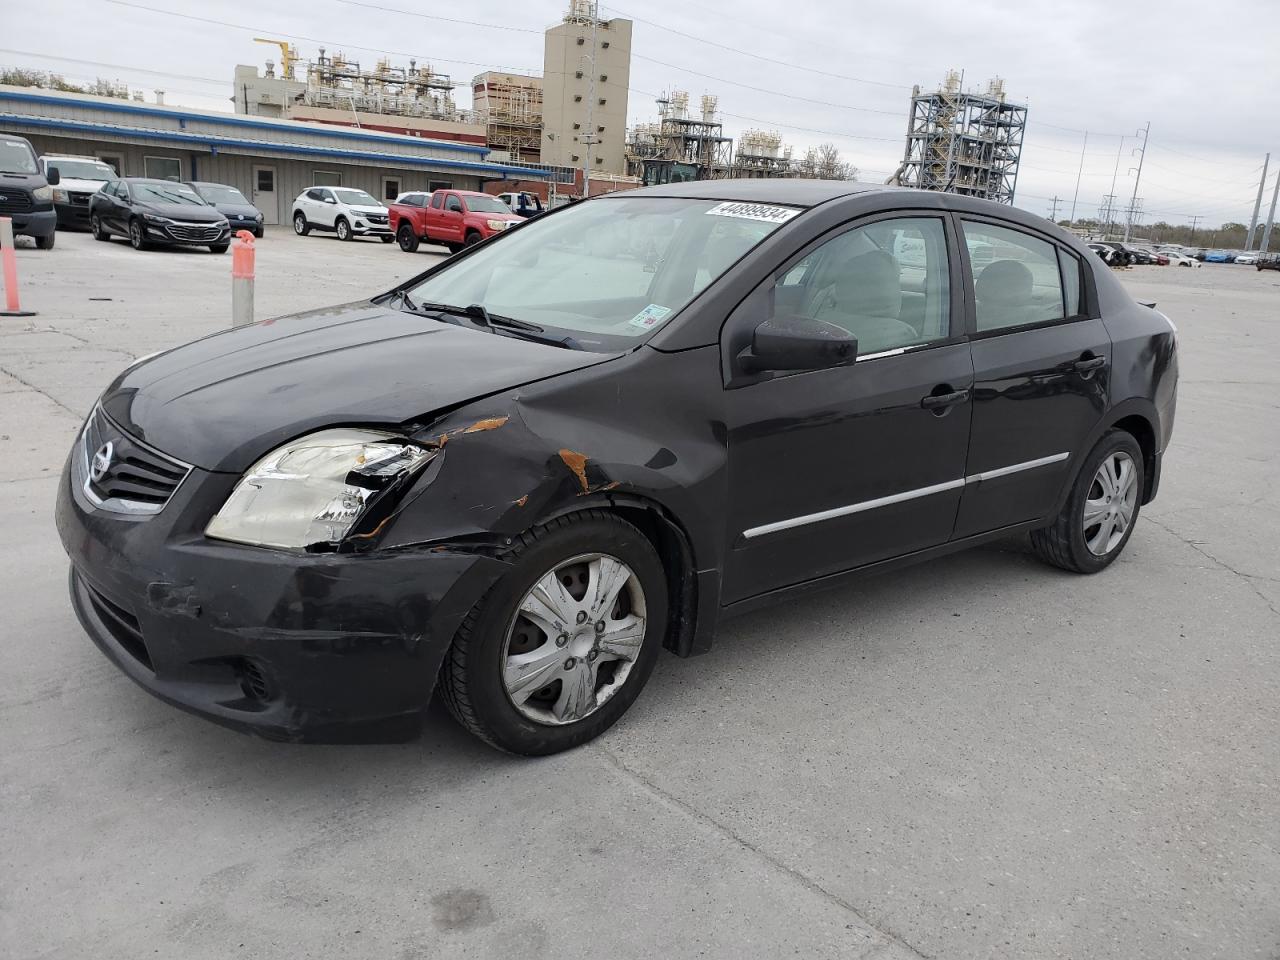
629, 303, 673, 330
705, 202, 800, 224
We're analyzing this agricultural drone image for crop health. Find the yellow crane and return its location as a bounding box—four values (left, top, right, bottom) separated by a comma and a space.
253, 38, 296, 80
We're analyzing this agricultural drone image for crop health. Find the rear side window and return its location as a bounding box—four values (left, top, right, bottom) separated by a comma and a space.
430, 192, 444, 209
961, 222, 1065, 333
306, 188, 324, 201
1059, 250, 1083, 317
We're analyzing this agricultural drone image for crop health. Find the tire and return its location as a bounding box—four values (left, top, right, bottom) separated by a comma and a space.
253, 228, 264, 239
1030, 429, 1144, 574
379, 234, 394, 244
445, 243, 464, 254
397, 225, 420, 252
34, 232, 55, 250
293, 212, 310, 236
439, 510, 668, 755
91, 215, 110, 241
209, 243, 229, 254
336, 218, 352, 242
128, 219, 148, 251
464, 230, 483, 247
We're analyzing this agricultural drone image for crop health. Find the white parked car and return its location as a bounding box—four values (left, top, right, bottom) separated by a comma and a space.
1162, 251, 1201, 268
1234, 251, 1261, 265
291, 186, 393, 242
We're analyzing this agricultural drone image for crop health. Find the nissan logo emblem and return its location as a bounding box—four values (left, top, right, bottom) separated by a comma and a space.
91, 441, 114, 484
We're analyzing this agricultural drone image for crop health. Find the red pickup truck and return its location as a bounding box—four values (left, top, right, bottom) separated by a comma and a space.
388, 189, 523, 253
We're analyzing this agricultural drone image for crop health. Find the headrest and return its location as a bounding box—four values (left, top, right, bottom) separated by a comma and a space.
833, 250, 902, 319
976, 260, 1033, 305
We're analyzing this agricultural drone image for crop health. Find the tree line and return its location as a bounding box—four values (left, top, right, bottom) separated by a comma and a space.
1060, 218, 1266, 250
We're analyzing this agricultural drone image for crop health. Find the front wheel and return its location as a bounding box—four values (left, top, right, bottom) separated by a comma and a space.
1030, 430, 1144, 573
293, 212, 310, 236
379, 234, 394, 244
464, 230, 483, 247
128, 219, 148, 251
438, 510, 668, 755
91, 215, 110, 241
335, 218, 352, 242
34, 232, 55, 250
397, 225, 420, 252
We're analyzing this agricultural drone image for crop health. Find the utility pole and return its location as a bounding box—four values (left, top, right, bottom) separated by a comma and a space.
1124, 121, 1150, 242
1261, 167, 1280, 254
1246, 153, 1270, 251
1106, 137, 1125, 237
1067, 130, 1088, 229
580, 0, 600, 200
1047, 196, 1062, 221
1189, 214, 1202, 241
1099, 194, 1117, 236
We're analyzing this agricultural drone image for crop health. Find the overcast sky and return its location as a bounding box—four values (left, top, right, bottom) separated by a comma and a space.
7, 0, 1279, 227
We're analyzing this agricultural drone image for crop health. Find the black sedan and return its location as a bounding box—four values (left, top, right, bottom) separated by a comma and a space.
187, 181, 264, 238
57, 181, 1178, 755
89, 178, 230, 252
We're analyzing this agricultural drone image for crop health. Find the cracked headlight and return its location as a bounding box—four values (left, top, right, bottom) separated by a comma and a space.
206, 429, 436, 550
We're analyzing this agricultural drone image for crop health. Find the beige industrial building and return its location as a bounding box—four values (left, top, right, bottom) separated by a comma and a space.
471, 72, 543, 165
540, 0, 632, 176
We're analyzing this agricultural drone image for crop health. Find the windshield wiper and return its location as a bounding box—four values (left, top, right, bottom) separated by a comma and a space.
385, 293, 579, 349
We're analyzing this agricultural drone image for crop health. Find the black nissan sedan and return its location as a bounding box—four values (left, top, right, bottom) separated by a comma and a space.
89, 178, 230, 252
57, 180, 1178, 755
187, 181, 264, 238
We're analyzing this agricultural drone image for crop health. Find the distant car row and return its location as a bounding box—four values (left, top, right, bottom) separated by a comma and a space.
1085, 239, 1278, 270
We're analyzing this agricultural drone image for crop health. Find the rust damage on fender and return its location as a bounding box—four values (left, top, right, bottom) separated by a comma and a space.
427, 416, 510, 448
558, 448, 590, 493
513, 495, 529, 507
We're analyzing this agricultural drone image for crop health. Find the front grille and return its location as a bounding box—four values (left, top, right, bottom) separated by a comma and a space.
0, 192, 33, 213
70, 192, 93, 206
82, 407, 191, 515
80, 575, 152, 670
366, 214, 389, 224
167, 222, 224, 242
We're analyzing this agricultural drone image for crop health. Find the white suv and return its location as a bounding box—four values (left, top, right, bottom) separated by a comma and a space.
291, 186, 393, 242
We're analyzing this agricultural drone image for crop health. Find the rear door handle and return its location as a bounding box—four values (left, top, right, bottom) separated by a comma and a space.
920, 388, 970, 409
1073, 356, 1106, 373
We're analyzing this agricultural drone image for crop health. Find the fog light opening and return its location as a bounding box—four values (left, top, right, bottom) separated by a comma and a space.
237, 659, 272, 702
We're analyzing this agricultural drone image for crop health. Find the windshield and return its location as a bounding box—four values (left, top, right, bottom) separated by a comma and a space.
404, 197, 799, 349
132, 182, 207, 205
334, 188, 380, 206
0, 138, 38, 174
195, 184, 249, 204
465, 194, 515, 215
47, 159, 115, 180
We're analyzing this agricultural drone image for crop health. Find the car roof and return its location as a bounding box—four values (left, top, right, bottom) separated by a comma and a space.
623, 177, 887, 207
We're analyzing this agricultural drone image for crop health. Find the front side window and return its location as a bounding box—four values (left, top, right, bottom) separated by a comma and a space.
445, 196, 464, 213
142, 156, 181, 181
404, 197, 798, 350
774, 217, 952, 355
962, 221, 1066, 332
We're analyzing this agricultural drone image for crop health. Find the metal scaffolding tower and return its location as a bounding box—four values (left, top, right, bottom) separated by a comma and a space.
627, 91, 733, 184
731, 129, 793, 179
893, 73, 1027, 204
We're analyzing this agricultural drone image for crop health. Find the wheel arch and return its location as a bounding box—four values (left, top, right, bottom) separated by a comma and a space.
1053, 398, 1162, 516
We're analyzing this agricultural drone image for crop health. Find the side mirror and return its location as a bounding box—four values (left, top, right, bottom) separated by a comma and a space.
324, 197, 336, 204
739, 315, 857, 374
46, 167, 61, 186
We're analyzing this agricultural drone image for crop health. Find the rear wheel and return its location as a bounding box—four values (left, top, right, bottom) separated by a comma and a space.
335, 218, 352, 242
1030, 430, 1144, 573
397, 224, 420, 252
439, 510, 668, 755
91, 215, 110, 241
293, 212, 310, 236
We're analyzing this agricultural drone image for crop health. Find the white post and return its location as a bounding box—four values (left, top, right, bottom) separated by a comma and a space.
231, 230, 256, 326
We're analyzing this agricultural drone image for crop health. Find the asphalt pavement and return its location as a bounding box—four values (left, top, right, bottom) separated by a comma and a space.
2, 229, 1276, 959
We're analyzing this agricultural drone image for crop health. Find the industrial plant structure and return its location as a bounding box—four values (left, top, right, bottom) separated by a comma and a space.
891, 72, 1027, 204
471, 72, 543, 165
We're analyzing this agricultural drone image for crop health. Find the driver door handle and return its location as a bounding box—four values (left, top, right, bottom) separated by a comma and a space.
1073, 355, 1106, 373
920, 388, 970, 409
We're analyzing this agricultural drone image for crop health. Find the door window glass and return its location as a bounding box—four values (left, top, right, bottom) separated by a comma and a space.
962, 222, 1066, 332
142, 156, 181, 180
775, 217, 952, 355
383, 179, 400, 200
446, 196, 464, 213
256, 168, 274, 192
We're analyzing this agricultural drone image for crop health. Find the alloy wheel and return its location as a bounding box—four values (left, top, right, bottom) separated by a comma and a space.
501, 553, 647, 726
129, 221, 143, 249
1083, 451, 1138, 556
293, 214, 306, 235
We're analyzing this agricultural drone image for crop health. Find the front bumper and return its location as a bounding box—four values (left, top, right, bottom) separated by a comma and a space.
55, 199, 93, 228
56, 436, 505, 742
353, 221, 392, 236
7, 208, 56, 239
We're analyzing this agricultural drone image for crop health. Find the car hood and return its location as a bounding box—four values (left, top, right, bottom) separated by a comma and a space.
348, 204, 389, 216
100, 301, 620, 472
58, 176, 110, 193
211, 201, 259, 218
136, 202, 226, 222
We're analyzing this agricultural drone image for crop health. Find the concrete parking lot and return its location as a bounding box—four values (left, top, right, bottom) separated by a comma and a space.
2, 229, 1277, 960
